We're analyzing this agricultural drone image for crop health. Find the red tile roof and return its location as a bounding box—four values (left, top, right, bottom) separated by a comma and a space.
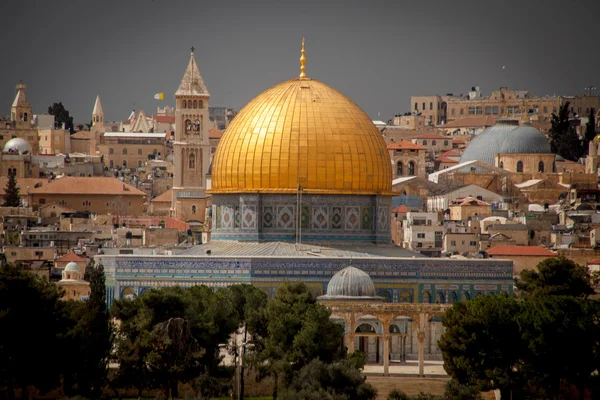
414, 133, 450, 140
436, 157, 459, 163
151, 188, 172, 203
486, 245, 557, 257
441, 149, 461, 157
30, 177, 146, 196
209, 127, 224, 139
587, 259, 600, 265
56, 252, 86, 263
452, 138, 468, 143
392, 205, 409, 213
387, 140, 425, 150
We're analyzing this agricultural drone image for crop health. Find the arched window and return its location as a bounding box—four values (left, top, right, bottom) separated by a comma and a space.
396, 161, 403, 176
138, 148, 142, 155
499, 161, 504, 169
109, 148, 114, 155
153, 148, 158, 155
23, 113, 28, 122
138, 160, 142, 167
189, 152, 195, 169
422, 140, 427, 145
538, 160, 544, 172
182, 100, 187, 109
432, 140, 437, 145
414, 102, 418, 111
193, 100, 198, 108
517, 160, 524, 173
109, 160, 114, 168
194, 119, 200, 131
123, 160, 127, 167
185, 119, 192, 134
444, 140, 448, 146
199, 100, 203, 109
123, 148, 127, 155
191, 205, 197, 214
408, 161, 415, 176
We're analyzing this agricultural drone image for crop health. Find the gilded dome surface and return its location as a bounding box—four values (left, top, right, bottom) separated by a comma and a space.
460, 119, 551, 165
211, 78, 392, 195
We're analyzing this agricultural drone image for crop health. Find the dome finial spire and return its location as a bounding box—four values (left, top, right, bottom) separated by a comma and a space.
299, 38, 307, 78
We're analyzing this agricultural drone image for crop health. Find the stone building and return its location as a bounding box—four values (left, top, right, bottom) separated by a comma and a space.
0, 84, 40, 153
29, 176, 145, 214
411, 87, 599, 124
99, 132, 167, 170
387, 140, 426, 179
585, 135, 600, 174
57, 261, 90, 301
485, 245, 557, 276
0, 138, 39, 178
448, 196, 492, 221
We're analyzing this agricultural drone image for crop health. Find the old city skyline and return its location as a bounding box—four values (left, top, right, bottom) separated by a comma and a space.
1, 0, 599, 123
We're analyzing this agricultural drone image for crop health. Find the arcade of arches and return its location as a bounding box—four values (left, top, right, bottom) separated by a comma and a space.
320, 301, 449, 376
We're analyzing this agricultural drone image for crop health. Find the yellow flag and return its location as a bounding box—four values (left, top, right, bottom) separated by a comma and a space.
154, 93, 164, 100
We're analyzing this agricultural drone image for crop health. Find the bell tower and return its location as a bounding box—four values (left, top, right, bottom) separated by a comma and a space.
172, 48, 211, 223
90, 95, 105, 154
11, 83, 32, 129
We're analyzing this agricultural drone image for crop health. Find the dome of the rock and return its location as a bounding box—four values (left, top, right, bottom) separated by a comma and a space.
211, 78, 392, 195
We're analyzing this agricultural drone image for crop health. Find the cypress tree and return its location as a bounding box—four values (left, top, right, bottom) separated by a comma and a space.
2, 173, 20, 207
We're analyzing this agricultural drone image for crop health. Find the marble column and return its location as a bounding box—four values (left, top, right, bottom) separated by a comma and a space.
418, 312, 427, 377
347, 332, 355, 353
383, 334, 390, 376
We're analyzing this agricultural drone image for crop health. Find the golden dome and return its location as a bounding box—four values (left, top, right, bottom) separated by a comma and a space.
593, 134, 600, 143
210, 78, 392, 195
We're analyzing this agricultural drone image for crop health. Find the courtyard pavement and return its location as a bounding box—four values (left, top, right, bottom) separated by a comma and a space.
362, 360, 447, 376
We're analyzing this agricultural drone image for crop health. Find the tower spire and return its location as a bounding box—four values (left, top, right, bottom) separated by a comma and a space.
299, 38, 307, 79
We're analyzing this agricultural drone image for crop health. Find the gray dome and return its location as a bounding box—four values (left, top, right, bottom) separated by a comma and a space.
460, 119, 550, 165
64, 262, 80, 272
498, 123, 551, 155
3, 138, 31, 155
319, 266, 383, 301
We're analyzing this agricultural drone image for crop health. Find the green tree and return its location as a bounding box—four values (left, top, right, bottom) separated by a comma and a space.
517, 296, 599, 399
112, 285, 242, 398
280, 358, 377, 400
549, 101, 584, 161
515, 257, 595, 298
585, 108, 597, 146
0, 264, 67, 399
439, 294, 523, 398
254, 282, 345, 399
48, 102, 75, 134
444, 379, 483, 400
2, 173, 20, 207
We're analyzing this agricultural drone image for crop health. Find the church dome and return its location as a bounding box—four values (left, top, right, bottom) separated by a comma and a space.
210, 78, 392, 195
3, 137, 31, 154
319, 266, 383, 301
64, 262, 80, 272
498, 123, 552, 154
460, 119, 551, 165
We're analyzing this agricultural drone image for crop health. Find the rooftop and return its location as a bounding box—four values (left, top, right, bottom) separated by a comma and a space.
414, 133, 450, 140
104, 132, 166, 138
30, 177, 146, 196
178, 241, 424, 258
440, 116, 497, 129
56, 252, 86, 263
387, 140, 425, 150
486, 245, 557, 256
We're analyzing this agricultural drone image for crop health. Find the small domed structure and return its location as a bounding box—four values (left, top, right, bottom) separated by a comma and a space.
64, 261, 80, 272
319, 266, 383, 301
3, 137, 31, 155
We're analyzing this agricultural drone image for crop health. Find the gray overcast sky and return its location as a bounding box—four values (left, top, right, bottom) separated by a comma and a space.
1, 0, 599, 123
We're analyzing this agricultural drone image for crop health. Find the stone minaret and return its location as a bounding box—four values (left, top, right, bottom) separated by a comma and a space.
11, 83, 32, 129
171, 48, 211, 223
585, 137, 600, 174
